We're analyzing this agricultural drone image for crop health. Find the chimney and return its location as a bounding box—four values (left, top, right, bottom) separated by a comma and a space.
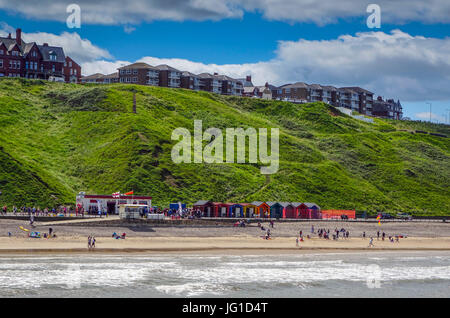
246, 75, 252, 82
7, 33, 11, 39
214, 72, 218, 76
43, 43, 49, 47
16, 28, 22, 46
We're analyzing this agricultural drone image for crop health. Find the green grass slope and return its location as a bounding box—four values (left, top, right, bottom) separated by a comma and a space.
0, 78, 449, 215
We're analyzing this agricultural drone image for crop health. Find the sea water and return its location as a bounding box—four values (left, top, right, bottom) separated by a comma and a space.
0, 251, 449, 297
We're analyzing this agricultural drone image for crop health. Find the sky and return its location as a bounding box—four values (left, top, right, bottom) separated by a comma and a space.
0, 0, 449, 123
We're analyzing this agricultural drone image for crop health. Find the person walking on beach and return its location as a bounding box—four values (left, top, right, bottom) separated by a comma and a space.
368, 237, 374, 248
92, 237, 96, 248
382, 232, 386, 241
88, 236, 91, 249
296, 237, 299, 247
362, 231, 366, 239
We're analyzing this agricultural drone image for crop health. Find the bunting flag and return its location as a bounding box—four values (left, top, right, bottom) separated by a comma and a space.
112, 192, 121, 198
125, 191, 134, 196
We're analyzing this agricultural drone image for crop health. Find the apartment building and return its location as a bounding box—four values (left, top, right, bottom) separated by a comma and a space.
216, 75, 243, 96
114, 62, 244, 96
338, 88, 360, 111
340, 87, 374, 115
118, 62, 155, 85
274, 82, 309, 103
81, 72, 119, 84
155, 64, 181, 88
372, 96, 403, 120
0, 28, 79, 82
198, 73, 222, 94
181, 71, 200, 90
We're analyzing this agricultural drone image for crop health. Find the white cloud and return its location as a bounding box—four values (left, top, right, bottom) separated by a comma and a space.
123, 25, 136, 34
414, 112, 446, 123
81, 60, 129, 75
0, 0, 449, 25
0, 23, 111, 64
0, 0, 242, 25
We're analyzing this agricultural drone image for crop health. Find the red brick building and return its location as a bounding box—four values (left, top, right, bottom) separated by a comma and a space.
0, 28, 80, 82
63, 56, 81, 83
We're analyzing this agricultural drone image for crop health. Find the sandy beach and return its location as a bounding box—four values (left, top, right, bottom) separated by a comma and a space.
0, 218, 449, 254
0, 236, 450, 254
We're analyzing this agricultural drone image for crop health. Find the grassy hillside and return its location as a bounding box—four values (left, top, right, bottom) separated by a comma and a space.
0, 78, 449, 215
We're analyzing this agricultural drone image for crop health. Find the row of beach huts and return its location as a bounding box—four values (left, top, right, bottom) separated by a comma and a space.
189, 201, 355, 220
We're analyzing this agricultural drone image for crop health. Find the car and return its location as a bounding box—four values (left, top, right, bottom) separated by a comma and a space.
396, 213, 412, 220
381, 213, 394, 219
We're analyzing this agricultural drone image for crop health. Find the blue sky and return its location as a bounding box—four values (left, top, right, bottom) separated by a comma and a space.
0, 0, 449, 123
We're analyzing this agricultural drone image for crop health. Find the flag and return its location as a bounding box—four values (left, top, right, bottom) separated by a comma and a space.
112, 192, 120, 198
376, 214, 381, 226
125, 191, 134, 196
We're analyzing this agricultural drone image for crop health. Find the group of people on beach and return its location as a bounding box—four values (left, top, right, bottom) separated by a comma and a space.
87, 236, 96, 249
365, 230, 404, 247
296, 225, 350, 243
1, 205, 81, 216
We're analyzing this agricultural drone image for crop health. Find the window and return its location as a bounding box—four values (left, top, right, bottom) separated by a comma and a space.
0, 60, 3, 68
49, 52, 57, 61
26, 61, 29, 69
12, 51, 19, 56
52, 65, 56, 72
69, 61, 72, 67
0, 50, 3, 55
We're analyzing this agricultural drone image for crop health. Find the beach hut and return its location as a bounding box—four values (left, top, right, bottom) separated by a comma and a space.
297, 203, 321, 219
193, 200, 214, 217
169, 203, 186, 211
266, 202, 283, 219
229, 203, 244, 218
213, 202, 230, 218
241, 203, 257, 218
280, 202, 296, 219
251, 201, 270, 218
291, 202, 303, 219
